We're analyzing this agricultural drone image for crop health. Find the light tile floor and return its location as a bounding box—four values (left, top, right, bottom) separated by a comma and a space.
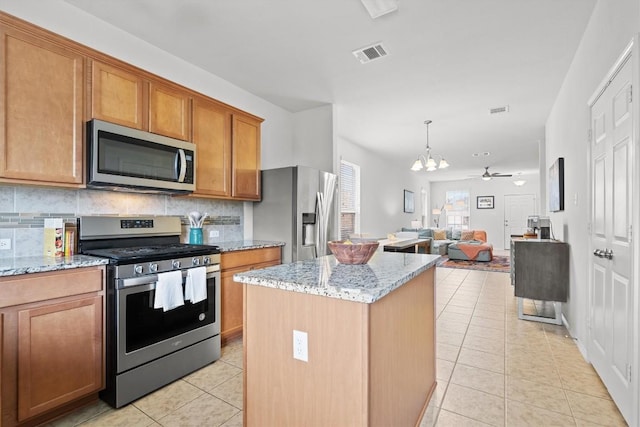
49, 266, 627, 426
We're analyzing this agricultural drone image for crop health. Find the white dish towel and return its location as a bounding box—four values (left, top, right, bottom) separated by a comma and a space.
185, 266, 207, 303
153, 270, 185, 312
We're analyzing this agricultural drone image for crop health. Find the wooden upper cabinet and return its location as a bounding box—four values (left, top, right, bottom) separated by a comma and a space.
148, 81, 191, 141
90, 60, 145, 130
232, 114, 262, 200
90, 62, 191, 141
192, 97, 232, 198
0, 26, 84, 186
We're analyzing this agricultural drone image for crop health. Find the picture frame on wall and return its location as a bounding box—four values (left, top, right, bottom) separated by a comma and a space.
477, 195, 494, 209
403, 190, 415, 213
549, 157, 564, 212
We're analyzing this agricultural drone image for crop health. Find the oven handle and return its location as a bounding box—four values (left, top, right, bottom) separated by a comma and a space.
118, 265, 220, 289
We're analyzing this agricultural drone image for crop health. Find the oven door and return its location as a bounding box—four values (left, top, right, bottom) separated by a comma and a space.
116, 265, 220, 373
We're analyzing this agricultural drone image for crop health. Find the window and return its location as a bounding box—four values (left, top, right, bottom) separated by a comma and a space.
340, 160, 360, 239
445, 190, 470, 230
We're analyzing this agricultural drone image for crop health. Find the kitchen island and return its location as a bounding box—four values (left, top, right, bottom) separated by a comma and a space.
234, 251, 439, 427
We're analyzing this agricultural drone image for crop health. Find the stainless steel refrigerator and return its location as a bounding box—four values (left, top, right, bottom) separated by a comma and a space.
253, 166, 338, 263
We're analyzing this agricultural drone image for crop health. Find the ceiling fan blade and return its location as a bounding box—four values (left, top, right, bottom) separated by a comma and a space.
491, 173, 512, 177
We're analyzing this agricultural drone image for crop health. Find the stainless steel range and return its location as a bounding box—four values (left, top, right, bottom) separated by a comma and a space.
78, 216, 221, 408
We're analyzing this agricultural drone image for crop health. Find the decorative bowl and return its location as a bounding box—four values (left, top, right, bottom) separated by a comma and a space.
328, 240, 379, 264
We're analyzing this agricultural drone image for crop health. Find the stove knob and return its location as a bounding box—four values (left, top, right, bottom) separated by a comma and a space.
203, 256, 211, 265
134, 265, 143, 274
149, 263, 158, 273
172, 260, 181, 269
192, 257, 200, 266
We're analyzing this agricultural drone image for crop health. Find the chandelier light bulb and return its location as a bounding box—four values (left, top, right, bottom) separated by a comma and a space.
410, 120, 451, 172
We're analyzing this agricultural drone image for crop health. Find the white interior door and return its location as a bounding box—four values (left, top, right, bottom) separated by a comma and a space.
503, 194, 536, 249
589, 54, 634, 425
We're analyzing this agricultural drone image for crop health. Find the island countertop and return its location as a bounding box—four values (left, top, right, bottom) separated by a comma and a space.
233, 251, 440, 304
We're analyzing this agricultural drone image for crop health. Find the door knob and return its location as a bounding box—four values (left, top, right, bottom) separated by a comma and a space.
604, 249, 614, 260
593, 249, 604, 258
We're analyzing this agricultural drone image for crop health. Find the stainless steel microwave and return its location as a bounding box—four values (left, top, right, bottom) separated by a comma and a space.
86, 120, 195, 194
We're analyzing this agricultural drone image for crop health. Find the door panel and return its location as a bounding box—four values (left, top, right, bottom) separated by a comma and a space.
612, 139, 629, 239
593, 156, 606, 237
589, 54, 634, 424
611, 272, 629, 380
591, 264, 606, 354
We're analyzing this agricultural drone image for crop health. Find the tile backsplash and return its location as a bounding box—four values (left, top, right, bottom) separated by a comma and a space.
0, 186, 244, 258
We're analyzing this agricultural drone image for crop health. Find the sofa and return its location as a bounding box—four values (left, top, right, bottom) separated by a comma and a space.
400, 228, 488, 256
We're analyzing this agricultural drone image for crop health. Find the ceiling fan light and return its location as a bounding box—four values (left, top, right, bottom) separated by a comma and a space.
438, 158, 449, 169
482, 175, 492, 181
514, 180, 526, 186
411, 159, 423, 171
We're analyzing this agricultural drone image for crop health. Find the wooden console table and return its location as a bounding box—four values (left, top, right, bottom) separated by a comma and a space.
383, 238, 431, 254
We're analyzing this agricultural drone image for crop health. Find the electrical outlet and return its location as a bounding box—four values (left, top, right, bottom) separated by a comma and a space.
0, 238, 11, 250
293, 330, 308, 362
209, 230, 219, 238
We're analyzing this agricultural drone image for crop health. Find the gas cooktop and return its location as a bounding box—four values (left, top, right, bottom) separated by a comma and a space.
83, 243, 220, 262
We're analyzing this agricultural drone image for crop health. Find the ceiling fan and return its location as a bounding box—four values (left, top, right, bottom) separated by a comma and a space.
481, 166, 512, 180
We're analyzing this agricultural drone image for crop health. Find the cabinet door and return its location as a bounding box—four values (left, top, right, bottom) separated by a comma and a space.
232, 114, 261, 200
193, 97, 232, 197
149, 81, 191, 141
91, 60, 145, 129
220, 268, 244, 342
17, 295, 103, 421
220, 247, 281, 343
0, 27, 83, 185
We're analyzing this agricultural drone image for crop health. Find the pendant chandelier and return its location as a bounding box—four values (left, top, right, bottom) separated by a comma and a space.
410, 120, 450, 172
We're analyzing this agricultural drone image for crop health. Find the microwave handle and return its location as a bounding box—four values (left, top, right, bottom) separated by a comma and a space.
175, 149, 187, 183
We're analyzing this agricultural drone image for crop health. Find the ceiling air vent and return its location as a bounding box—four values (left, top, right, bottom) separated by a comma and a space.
352, 42, 388, 64
489, 105, 510, 115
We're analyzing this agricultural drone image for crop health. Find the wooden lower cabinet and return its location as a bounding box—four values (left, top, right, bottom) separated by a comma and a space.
0, 266, 105, 427
220, 247, 281, 343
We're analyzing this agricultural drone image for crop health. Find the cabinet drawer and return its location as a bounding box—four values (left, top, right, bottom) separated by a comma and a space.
0, 267, 104, 309
221, 247, 281, 271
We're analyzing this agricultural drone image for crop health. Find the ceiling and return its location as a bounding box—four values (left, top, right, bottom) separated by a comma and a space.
64, 0, 596, 181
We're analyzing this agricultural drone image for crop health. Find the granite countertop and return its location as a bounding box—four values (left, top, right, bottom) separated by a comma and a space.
0, 240, 284, 277
0, 255, 109, 277
233, 252, 440, 304
217, 240, 285, 252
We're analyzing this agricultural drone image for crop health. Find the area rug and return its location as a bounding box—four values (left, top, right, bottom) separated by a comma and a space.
436, 255, 510, 273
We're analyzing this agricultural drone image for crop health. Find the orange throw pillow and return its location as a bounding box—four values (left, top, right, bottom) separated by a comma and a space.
433, 229, 446, 240
461, 230, 475, 240
473, 230, 487, 242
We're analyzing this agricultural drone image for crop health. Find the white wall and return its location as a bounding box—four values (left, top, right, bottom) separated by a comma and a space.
337, 137, 427, 237
292, 105, 334, 173
545, 0, 639, 349
430, 174, 540, 250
